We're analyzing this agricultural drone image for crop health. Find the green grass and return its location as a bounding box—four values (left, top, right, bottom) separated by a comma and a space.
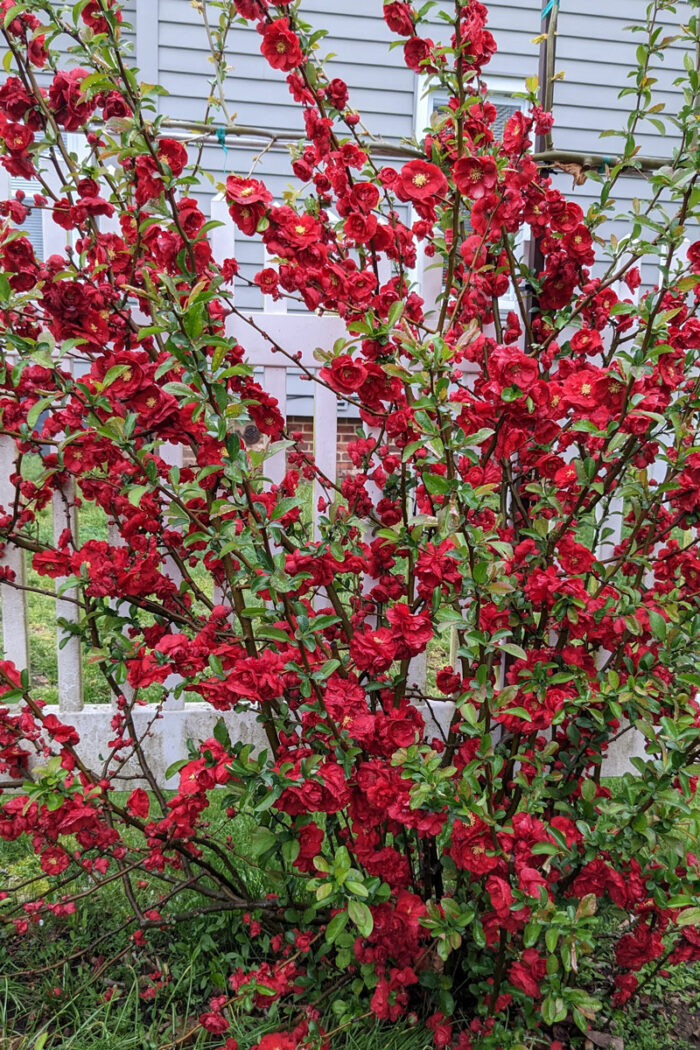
610, 961, 700, 1050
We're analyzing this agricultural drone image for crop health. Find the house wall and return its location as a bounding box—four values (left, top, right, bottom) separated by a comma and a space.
143, 0, 696, 294
1, 1, 697, 360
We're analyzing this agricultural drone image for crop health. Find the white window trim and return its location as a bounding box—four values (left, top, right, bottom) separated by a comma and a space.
1, 133, 93, 259
413, 74, 526, 318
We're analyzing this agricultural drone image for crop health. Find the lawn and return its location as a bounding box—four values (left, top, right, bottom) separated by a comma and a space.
2, 786, 700, 1050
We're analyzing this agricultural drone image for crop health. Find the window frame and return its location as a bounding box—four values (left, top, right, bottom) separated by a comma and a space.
413, 74, 527, 318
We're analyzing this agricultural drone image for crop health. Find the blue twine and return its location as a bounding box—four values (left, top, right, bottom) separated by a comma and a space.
215, 127, 228, 155
542, 0, 559, 18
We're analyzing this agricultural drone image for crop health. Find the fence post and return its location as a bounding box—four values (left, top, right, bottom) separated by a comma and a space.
409, 245, 445, 692
52, 479, 83, 712
210, 194, 235, 294
415, 242, 443, 328
0, 436, 30, 676
312, 377, 337, 540
264, 366, 288, 486
159, 441, 186, 711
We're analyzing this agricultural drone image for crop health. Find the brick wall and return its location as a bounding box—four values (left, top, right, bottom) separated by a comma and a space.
287, 416, 362, 477
187, 416, 365, 477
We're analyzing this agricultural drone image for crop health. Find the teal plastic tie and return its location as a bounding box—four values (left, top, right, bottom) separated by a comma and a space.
542, 0, 559, 18
215, 127, 228, 155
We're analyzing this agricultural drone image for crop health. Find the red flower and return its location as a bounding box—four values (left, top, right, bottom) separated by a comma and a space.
556, 534, 596, 574
563, 224, 594, 265
42, 714, 79, 746
40, 846, 70, 875
616, 923, 665, 971
687, 240, 700, 273
489, 347, 539, 392
509, 949, 546, 997
158, 138, 188, 176
449, 818, 499, 874
247, 389, 284, 437
453, 156, 498, 199
395, 160, 448, 203
48, 68, 94, 131
278, 762, 350, 816
403, 36, 435, 73
225, 175, 271, 236
502, 110, 531, 155
386, 603, 433, 656
82, 0, 122, 33
326, 77, 348, 110
384, 2, 414, 36
570, 328, 602, 356
293, 822, 324, 873
199, 1012, 230, 1035
350, 627, 397, 673
127, 788, 150, 819
253, 1035, 297, 1050
613, 973, 638, 1006
427, 1012, 453, 1048
486, 875, 513, 919
260, 19, 303, 72
320, 355, 368, 396
0, 76, 41, 126
234, 0, 268, 18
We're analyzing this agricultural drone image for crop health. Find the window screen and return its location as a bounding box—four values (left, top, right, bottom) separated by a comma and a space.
9, 177, 44, 258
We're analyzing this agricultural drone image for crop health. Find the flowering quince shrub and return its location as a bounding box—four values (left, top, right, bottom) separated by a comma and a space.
1, 0, 700, 1046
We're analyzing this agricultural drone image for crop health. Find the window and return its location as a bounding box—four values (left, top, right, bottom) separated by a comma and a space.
4, 133, 90, 259
9, 175, 44, 257
414, 77, 525, 318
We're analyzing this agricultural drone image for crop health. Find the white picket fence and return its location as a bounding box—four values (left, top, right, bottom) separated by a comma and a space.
0, 193, 458, 783
0, 190, 649, 784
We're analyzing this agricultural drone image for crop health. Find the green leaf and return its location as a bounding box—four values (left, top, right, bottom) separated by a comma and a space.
545, 927, 559, 954
345, 879, 369, 898
497, 707, 532, 721
423, 472, 451, 495
648, 609, 667, 642
101, 365, 131, 388
348, 899, 373, 938
677, 907, 700, 927
325, 910, 349, 944
128, 485, 149, 507
27, 397, 53, 430
387, 300, 404, 327
164, 759, 189, 780
249, 827, 277, 857
213, 718, 231, 748
497, 642, 527, 661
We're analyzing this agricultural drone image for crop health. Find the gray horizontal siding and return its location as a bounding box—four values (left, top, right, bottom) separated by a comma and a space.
550, 0, 692, 153
2, 0, 696, 303
158, 0, 416, 140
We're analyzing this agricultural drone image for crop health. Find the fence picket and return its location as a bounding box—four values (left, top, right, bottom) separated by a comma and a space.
52, 480, 83, 712
0, 435, 30, 675
158, 442, 186, 711
312, 377, 338, 539
263, 366, 288, 486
